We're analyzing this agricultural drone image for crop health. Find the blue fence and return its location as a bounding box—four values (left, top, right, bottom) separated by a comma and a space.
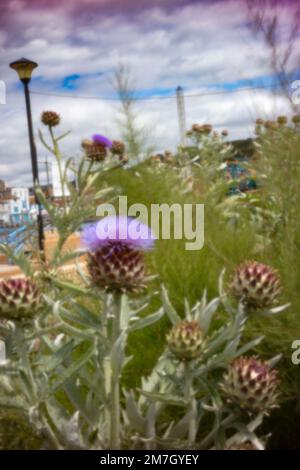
6, 225, 31, 255
0, 224, 37, 263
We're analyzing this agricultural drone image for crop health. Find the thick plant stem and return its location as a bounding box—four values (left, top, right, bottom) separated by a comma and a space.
184, 362, 197, 446
109, 292, 122, 449
14, 322, 63, 449
198, 413, 237, 449
38, 402, 64, 450
49, 126, 67, 214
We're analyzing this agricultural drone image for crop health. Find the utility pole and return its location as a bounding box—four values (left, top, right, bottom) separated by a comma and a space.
176, 86, 186, 147
45, 156, 50, 189
38, 157, 51, 199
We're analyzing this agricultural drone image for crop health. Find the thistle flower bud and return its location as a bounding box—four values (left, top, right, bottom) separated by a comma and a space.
111, 140, 126, 157
41, 111, 60, 127
255, 118, 264, 126
221, 129, 228, 137
292, 114, 300, 124
81, 139, 93, 149
167, 320, 204, 361
0, 278, 41, 321
87, 242, 147, 293
83, 142, 107, 161
221, 356, 280, 414
82, 216, 155, 293
82, 134, 113, 161
277, 115, 288, 126
192, 124, 202, 133
264, 120, 277, 131
202, 124, 213, 134
230, 261, 281, 309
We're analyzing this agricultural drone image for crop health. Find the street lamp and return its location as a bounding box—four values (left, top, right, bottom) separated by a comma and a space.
9, 58, 45, 257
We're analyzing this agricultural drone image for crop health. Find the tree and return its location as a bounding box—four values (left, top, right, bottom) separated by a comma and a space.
247, 0, 300, 110
113, 63, 155, 162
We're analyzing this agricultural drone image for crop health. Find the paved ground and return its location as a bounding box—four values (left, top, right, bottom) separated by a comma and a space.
0, 264, 21, 276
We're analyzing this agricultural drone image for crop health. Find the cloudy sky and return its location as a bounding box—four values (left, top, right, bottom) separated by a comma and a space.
0, 0, 299, 186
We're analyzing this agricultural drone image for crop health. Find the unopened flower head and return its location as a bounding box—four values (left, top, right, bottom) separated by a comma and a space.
82, 134, 112, 161
82, 216, 156, 293
41, 111, 60, 127
221, 356, 280, 414
230, 261, 281, 309
277, 115, 288, 126
255, 118, 264, 126
167, 320, 204, 361
202, 124, 213, 134
191, 124, 202, 133
111, 140, 126, 157
0, 278, 41, 321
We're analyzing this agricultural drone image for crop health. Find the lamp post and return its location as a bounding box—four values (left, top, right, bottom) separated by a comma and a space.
9, 58, 45, 257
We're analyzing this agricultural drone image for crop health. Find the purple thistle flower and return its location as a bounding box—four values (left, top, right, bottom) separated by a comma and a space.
82, 216, 156, 252
92, 134, 113, 148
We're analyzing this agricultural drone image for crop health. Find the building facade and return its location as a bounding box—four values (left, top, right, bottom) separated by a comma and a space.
0, 180, 30, 225
9, 187, 30, 224
0, 179, 12, 225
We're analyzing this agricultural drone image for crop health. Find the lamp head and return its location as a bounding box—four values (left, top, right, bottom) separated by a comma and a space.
9, 58, 38, 83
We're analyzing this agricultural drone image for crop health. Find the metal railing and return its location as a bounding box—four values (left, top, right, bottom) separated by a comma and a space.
5, 224, 37, 262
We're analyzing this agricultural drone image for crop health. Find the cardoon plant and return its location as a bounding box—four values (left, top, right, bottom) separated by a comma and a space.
0, 110, 291, 450
81, 215, 156, 448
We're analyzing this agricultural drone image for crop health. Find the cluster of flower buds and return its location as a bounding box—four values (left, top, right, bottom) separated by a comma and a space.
255, 115, 300, 133
189, 123, 213, 135
230, 261, 281, 309
0, 278, 41, 321
82, 134, 113, 161
255, 118, 278, 133
167, 320, 204, 361
149, 150, 174, 164
82, 135, 127, 163
82, 216, 155, 293
41, 111, 60, 127
221, 356, 280, 414
186, 124, 228, 140
82, 140, 107, 161
264, 120, 278, 131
